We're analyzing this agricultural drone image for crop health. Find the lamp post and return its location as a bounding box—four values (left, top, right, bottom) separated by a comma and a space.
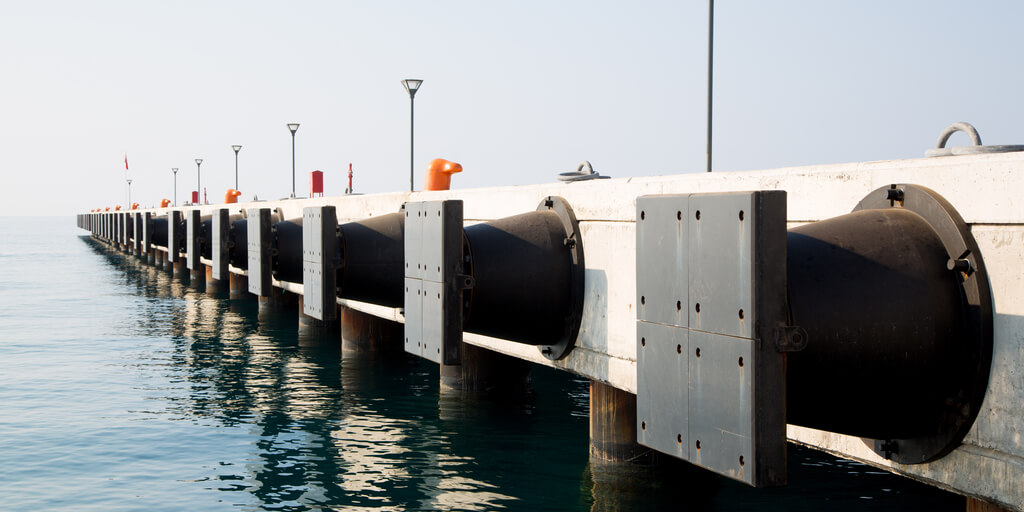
172, 168, 178, 206
127, 179, 133, 206
287, 123, 299, 198
232, 145, 242, 190
195, 158, 203, 205
401, 79, 422, 192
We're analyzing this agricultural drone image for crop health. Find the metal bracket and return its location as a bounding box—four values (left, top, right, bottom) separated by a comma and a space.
404, 200, 466, 365
302, 206, 339, 321
775, 325, 808, 352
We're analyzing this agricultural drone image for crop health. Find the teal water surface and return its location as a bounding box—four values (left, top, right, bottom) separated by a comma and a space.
0, 217, 963, 511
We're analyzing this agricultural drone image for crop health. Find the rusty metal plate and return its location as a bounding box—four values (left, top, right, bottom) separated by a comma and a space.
688, 329, 755, 484
688, 193, 755, 338
404, 278, 423, 355
636, 195, 689, 327
636, 321, 689, 460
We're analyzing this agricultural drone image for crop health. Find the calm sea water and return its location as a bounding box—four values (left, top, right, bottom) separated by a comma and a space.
0, 217, 964, 511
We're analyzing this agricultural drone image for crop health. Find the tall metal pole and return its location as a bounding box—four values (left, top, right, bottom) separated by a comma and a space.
232, 145, 242, 191
172, 168, 178, 206
409, 95, 415, 191
401, 80, 421, 191
286, 124, 299, 198
195, 159, 203, 205
127, 179, 132, 206
706, 0, 714, 173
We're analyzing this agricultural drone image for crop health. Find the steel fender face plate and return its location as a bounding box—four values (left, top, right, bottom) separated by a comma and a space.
187, 210, 201, 270
404, 200, 464, 365
168, 210, 181, 263
636, 191, 787, 488
247, 208, 272, 296
302, 206, 338, 321
212, 209, 229, 281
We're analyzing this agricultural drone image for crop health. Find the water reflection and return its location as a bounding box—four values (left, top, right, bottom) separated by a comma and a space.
84, 238, 524, 510
81, 237, 964, 512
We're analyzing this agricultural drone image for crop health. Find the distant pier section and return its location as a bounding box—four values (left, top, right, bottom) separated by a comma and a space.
79, 153, 1024, 511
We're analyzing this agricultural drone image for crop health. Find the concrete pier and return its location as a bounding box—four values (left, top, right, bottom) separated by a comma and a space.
76, 152, 1024, 510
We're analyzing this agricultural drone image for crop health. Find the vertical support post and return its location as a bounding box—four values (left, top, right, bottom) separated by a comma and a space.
340, 305, 404, 356
297, 295, 339, 345
967, 498, 1012, 512
590, 380, 646, 463
440, 343, 531, 395
229, 272, 247, 299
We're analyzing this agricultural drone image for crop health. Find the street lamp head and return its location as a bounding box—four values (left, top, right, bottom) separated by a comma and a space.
195, 158, 203, 166
232, 145, 242, 153
402, 79, 423, 98
287, 123, 300, 134
172, 167, 178, 175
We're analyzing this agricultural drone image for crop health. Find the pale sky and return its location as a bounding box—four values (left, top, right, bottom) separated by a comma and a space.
2, 1, 1021, 216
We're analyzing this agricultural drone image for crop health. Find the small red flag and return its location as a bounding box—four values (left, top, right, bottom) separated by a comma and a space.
124, 154, 128, 171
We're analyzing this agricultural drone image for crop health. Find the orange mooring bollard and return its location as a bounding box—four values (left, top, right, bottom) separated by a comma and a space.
160, 199, 171, 208
131, 202, 139, 210
225, 189, 242, 204
424, 158, 463, 191
114, 205, 122, 211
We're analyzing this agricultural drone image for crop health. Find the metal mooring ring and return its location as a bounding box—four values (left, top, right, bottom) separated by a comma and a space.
925, 122, 1024, 157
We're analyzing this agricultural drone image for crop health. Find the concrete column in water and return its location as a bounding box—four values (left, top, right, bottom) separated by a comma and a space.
967, 498, 1013, 512
228, 272, 247, 299
258, 286, 297, 317
205, 266, 226, 295
589, 380, 646, 463
340, 305, 403, 356
189, 265, 204, 286
297, 295, 339, 343
440, 343, 531, 396
172, 257, 188, 279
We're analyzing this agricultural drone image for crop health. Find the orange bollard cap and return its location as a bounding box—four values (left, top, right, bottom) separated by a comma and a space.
423, 158, 463, 191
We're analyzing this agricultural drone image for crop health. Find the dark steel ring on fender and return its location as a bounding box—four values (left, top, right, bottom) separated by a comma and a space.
786, 184, 993, 464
